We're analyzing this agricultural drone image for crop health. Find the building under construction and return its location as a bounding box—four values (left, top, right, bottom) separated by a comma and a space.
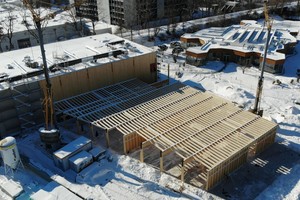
0, 29, 277, 190
55, 79, 277, 190
0, 33, 157, 137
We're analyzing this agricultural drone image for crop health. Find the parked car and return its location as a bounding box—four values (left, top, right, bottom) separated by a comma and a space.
172, 47, 184, 55
158, 44, 168, 51
170, 41, 181, 48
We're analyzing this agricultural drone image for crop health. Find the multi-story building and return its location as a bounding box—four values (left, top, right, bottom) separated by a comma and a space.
70, 0, 111, 23
72, 0, 189, 28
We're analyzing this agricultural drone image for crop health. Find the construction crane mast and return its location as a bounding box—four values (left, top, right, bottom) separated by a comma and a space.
252, 0, 272, 116
22, 0, 84, 130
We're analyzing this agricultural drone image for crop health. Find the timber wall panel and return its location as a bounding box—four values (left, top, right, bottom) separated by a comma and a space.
133, 54, 154, 83
255, 129, 276, 155
112, 59, 135, 83
40, 53, 157, 101
206, 148, 248, 190
124, 132, 146, 153
76, 69, 90, 94
87, 63, 114, 91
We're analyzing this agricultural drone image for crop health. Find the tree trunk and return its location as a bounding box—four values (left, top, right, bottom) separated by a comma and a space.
9, 37, 13, 50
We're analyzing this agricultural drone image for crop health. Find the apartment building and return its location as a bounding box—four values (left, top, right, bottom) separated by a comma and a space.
72, 0, 189, 28
70, 0, 111, 23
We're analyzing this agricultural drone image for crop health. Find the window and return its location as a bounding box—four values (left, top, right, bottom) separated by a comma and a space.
17, 38, 31, 49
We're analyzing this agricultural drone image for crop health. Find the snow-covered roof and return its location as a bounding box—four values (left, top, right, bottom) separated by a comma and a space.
30, 181, 82, 200
53, 136, 91, 159
69, 150, 92, 165
181, 22, 297, 61
242, 19, 300, 35
0, 33, 153, 91
89, 146, 105, 157
0, 178, 23, 198
0, 4, 77, 33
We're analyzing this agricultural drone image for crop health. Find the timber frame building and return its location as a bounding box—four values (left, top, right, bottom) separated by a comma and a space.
180, 20, 297, 73
55, 79, 277, 190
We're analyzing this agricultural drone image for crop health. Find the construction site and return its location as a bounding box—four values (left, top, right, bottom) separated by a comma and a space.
1, 1, 300, 199
0, 26, 279, 192
55, 78, 277, 190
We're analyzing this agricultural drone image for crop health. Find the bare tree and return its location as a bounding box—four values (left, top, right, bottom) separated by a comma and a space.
0, 25, 4, 52
2, 10, 16, 51
65, 7, 84, 36
90, 19, 99, 35
21, 8, 49, 44
136, 0, 156, 31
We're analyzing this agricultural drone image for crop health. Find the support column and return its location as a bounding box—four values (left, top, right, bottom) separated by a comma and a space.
140, 143, 144, 162
167, 64, 170, 84
90, 124, 94, 140
105, 129, 110, 148
62, 115, 67, 128
76, 120, 81, 134
123, 135, 127, 155
160, 151, 164, 172
181, 159, 185, 187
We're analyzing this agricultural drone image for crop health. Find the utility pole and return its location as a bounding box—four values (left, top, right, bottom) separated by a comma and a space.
252, 0, 272, 116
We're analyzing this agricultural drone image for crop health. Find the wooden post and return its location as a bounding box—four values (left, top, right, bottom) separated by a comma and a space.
76, 120, 81, 134
160, 151, 164, 172
123, 135, 127, 155
181, 159, 185, 187
90, 125, 94, 140
206, 171, 210, 190
167, 64, 170, 84
140, 143, 144, 162
62, 115, 67, 128
105, 129, 110, 148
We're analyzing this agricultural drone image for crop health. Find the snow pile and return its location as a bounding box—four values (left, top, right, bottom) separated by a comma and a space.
30, 181, 81, 200
53, 174, 109, 200
0, 166, 46, 200
75, 152, 221, 200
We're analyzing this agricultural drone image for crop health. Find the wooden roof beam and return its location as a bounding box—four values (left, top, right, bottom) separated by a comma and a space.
184, 116, 261, 165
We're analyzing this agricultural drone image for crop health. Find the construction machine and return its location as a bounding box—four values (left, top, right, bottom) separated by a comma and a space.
251, 0, 272, 116
22, 0, 85, 130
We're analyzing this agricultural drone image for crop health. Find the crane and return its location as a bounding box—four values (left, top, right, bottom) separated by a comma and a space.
22, 0, 85, 130
252, 0, 272, 116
